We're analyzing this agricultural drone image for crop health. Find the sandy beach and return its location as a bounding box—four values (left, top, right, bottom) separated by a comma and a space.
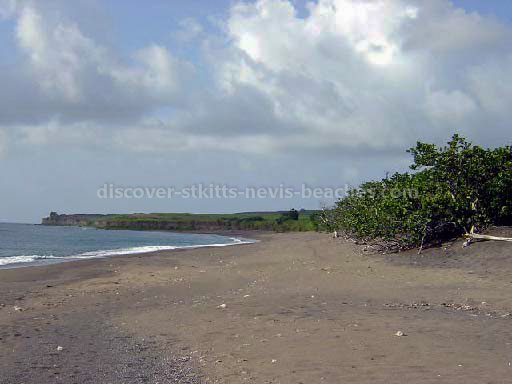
1, 231, 512, 383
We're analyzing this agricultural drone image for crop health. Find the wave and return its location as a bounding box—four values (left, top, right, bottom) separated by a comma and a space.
0, 254, 65, 266
0, 237, 255, 267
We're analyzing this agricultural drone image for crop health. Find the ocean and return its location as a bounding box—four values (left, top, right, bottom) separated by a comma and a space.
0, 223, 251, 269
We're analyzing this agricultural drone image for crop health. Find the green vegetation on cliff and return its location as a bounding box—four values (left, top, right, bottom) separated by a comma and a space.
43, 210, 319, 232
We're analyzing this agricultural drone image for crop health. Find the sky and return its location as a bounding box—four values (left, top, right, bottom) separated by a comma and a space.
0, 0, 512, 223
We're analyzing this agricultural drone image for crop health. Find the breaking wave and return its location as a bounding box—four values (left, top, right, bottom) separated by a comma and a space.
0, 237, 254, 268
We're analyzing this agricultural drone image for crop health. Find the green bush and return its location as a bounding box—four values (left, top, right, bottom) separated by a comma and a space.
276, 209, 300, 225
330, 135, 512, 250
273, 216, 316, 232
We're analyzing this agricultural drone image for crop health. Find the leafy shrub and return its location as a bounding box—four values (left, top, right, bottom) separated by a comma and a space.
288, 209, 300, 220
276, 209, 300, 225
329, 135, 512, 250
273, 216, 316, 232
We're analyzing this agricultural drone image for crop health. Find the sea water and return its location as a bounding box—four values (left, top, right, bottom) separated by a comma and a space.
0, 223, 251, 269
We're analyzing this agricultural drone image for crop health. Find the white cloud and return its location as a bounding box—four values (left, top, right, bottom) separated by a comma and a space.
424, 89, 477, 122
8, 2, 191, 111
2, 0, 512, 158
467, 55, 512, 117
16, 4, 101, 101
0, 0, 18, 19
18, 120, 101, 146
196, 0, 512, 152
109, 44, 189, 96
111, 122, 278, 155
175, 17, 203, 42
401, 2, 509, 54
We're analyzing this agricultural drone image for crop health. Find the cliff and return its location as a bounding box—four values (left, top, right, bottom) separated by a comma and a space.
41, 211, 319, 232
42, 212, 110, 226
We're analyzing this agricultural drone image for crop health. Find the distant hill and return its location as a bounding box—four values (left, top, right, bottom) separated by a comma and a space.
41, 210, 321, 232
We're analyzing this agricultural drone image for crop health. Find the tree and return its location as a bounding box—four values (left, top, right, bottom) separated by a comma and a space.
330, 135, 512, 251
287, 208, 299, 220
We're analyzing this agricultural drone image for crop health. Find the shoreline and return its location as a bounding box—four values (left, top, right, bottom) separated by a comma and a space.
0, 227, 266, 270
2, 231, 512, 383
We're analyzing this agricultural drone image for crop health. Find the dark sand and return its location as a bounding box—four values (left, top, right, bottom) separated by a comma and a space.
1, 230, 512, 383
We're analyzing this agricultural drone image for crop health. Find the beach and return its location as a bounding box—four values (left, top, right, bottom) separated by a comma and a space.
1, 231, 512, 383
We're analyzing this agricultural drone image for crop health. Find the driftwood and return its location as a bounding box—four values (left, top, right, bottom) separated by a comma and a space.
465, 233, 512, 242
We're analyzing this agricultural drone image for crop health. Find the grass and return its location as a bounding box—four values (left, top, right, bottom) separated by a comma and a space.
91, 210, 320, 232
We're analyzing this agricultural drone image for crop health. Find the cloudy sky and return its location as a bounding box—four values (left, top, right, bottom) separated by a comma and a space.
1, 0, 511, 223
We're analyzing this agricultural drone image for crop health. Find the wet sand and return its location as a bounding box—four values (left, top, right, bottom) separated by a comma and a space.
1, 231, 512, 383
